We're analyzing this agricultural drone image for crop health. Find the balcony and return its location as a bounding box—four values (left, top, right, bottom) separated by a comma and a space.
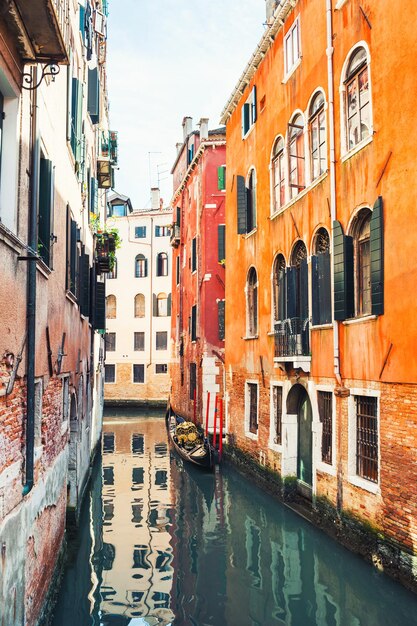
274, 318, 311, 372
95, 232, 116, 274
3, 0, 69, 64
170, 224, 180, 248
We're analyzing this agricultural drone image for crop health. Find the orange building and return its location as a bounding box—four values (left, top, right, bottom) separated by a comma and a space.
221, 0, 417, 587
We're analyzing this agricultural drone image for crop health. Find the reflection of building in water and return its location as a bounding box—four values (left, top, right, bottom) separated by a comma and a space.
101, 417, 174, 623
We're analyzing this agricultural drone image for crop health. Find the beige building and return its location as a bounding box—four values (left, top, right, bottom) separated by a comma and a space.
104, 190, 172, 405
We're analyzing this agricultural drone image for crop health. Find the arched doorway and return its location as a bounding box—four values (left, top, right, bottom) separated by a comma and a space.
287, 384, 313, 488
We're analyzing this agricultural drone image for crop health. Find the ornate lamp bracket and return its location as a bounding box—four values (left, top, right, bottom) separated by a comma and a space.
22, 62, 61, 91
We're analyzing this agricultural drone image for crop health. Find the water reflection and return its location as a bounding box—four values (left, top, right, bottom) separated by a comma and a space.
52, 411, 417, 626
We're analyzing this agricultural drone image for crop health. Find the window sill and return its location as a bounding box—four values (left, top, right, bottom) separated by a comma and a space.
66, 290, 78, 306
335, 0, 349, 8
268, 441, 283, 454
317, 461, 337, 477
270, 171, 328, 221
242, 123, 256, 141
61, 420, 69, 436
245, 431, 258, 441
0, 223, 24, 253
341, 134, 373, 163
36, 259, 52, 278
243, 227, 257, 239
342, 314, 377, 326
311, 323, 333, 330
348, 474, 380, 495
243, 335, 259, 341
282, 57, 302, 84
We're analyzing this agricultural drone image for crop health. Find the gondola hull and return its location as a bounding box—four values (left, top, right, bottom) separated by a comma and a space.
166, 407, 215, 470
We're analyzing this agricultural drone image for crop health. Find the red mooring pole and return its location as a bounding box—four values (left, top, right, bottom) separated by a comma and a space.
205, 392, 210, 437
219, 397, 223, 460
213, 395, 218, 449
193, 388, 196, 423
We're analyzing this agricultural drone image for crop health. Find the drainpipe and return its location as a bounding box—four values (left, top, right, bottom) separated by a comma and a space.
23, 67, 39, 496
326, 0, 342, 387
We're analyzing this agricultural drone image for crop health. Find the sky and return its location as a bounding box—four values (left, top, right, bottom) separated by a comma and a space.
106, 0, 265, 209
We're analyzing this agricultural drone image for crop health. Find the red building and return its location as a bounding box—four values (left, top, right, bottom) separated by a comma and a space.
170, 117, 226, 428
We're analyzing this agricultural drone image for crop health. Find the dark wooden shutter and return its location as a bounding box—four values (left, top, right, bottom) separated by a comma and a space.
312, 256, 320, 326
88, 68, 100, 124
333, 220, 354, 321
278, 269, 286, 321
319, 252, 331, 324
218, 300, 225, 340
192, 237, 197, 272
218, 224, 225, 262
370, 196, 384, 316
251, 85, 257, 122
80, 253, 90, 317
153, 293, 157, 317
176, 206, 181, 227
236, 175, 247, 234
217, 166, 226, 191
286, 267, 297, 319
94, 281, 106, 330
38, 158, 52, 266
242, 103, 250, 136
70, 219, 77, 293
144, 258, 148, 277
299, 259, 309, 321
167, 293, 172, 316
70, 77, 78, 154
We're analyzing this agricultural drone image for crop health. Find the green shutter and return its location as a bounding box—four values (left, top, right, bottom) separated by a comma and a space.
153, 293, 157, 317
333, 220, 354, 321
251, 85, 257, 123
218, 224, 225, 262
38, 158, 53, 266
76, 81, 83, 165
370, 196, 384, 316
218, 300, 225, 340
236, 175, 247, 234
242, 103, 250, 136
70, 77, 78, 156
319, 252, 331, 324
79, 4, 86, 40
70, 219, 77, 293
94, 281, 106, 330
299, 259, 309, 320
80, 253, 90, 317
311, 256, 320, 326
66, 64, 72, 142
88, 68, 100, 124
217, 166, 226, 191
167, 293, 172, 316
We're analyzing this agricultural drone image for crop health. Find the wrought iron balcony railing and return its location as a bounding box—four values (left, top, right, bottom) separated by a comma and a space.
274, 317, 310, 358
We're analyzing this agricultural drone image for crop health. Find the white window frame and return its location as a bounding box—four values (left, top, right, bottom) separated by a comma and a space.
245, 267, 259, 339
269, 135, 286, 216
269, 382, 284, 452
132, 363, 146, 384
315, 385, 337, 476
348, 388, 380, 494
0, 72, 19, 233
104, 363, 116, 384
242, 86, 257, 139
283, 17, 301, 80
244, 380, 259, 440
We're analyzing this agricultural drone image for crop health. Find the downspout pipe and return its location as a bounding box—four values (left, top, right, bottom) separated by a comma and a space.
23, 67, 39, 496
326, 0, 342, 387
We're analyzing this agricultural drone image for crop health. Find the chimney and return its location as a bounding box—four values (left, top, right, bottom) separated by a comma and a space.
199, 117, 209, 141
182, 116, 193, 142
151, 187, 160, 210
176, 142, 183, 155
265, 0, 278, 23
159, 198, 164, 209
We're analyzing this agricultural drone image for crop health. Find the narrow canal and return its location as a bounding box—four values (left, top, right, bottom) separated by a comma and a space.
51, 409, 417, 626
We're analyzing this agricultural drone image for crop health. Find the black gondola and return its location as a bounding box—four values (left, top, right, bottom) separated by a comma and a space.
166, 406, 215, 471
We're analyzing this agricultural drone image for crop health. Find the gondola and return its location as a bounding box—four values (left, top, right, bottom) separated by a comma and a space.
166, 405, 215, 471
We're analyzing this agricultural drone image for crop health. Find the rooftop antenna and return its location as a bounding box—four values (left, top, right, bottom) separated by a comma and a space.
147, 151, 162, 192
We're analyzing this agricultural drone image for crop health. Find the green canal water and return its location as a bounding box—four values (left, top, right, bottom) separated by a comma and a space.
51, 410, 417, 626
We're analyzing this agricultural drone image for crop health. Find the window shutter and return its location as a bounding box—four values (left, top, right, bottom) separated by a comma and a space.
176, 206, 181, 227
79, 4, 86, 40
144, 258, 148, 277
155, 225, 160, 237
70, 219, 77, 293
176, 256, 180, 285
236, 175, 247, 234
71, 77, 78, 155
278, 269, 286, 321
153, 293, 157, 317
38, 158, 52, 266
242, 103, 250, 136
217, 166, 226, 191
319, 252, 331, 324
88, 68, 100, 124
251, 85, 257, 123
333, 220, 354, 321
311, 256, 320, 326
299, 259, 309, 321
94, 280, 106, 330
80, 253, 90, 317
286, 267, 297, 319
66, 65, 72, 142
218, 224, 225, 262
76, 81, 83, 164
218, 300, 225, 340
192, 237, 197, 272
370, 196, 384, 316
167, 293, 172, 316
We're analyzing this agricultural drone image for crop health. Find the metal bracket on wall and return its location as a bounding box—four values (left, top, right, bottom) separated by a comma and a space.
22, 62, 61, 91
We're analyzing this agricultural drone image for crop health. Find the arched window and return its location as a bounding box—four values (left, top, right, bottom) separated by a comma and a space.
156, 292, 167, 317
246, 267, 258, 337
271, 137, 285, 212
156, 252, 168, 277
309, 92, 326, 180
134, 293, 145, 318
311, 228, 331, 325
288, 113, 305, 199
289, 241, 308, 323
246, 169, 257, 232
106, 295, 116, 319
344, 46, 371, 151
351, 208, 372, 316
272, 254, 286, 324
135, 254, 147, 278
108, 258, 117, 279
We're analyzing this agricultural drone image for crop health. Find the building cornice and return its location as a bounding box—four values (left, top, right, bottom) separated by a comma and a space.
219, 0, 297, 125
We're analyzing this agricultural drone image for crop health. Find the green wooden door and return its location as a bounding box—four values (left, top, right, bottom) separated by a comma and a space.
297, 391, 313, 485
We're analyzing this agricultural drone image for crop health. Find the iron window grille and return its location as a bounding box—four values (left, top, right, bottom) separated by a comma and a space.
356, 395, 378, 483
318, 391, 332, 464
273, 386, 283, 445
248, 382, 258, 434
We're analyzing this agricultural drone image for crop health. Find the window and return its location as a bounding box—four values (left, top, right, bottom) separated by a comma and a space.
106, 294, 116, 319
156, 252, 168, 276
242, 86, 257, 137
318, 391, 332, 464
135, 226, 146, 238
288, 114, 305, 199
133, 364, 145, 383
312, 228, 331, 325
105, 332, 116, 351
132, 468, 144, 489
154, 292, 170, 317
0, 87, 19, 232
105, 364, 115, 383
344, 46, 371, 151
70, 76, 83, 164
103, 432, 115, 453
271, 137, 285, 212
272, 254, 286, 325
66, 208, 78, 296
191, 237, 197, 272
190, 305, 197, 341
103, 467, 114, 486
246, 267, 258, 337
155, 225, 170, 237
87, 67, 100, 124
189, 362, 197, 400
134, 293, 145, 318
156, 331, 167, 351
132, 434, 144, 455
176, 256, 180, 285
135, 254, 147, 277
62, 377, 70, 422
38, 156, 55, 267
218, 300, 225, 341
218, 225, 225, 263
309, 92, 326, 180
284, 17, 300, 76
355, 395, 378, 483
107, 259, 117, 279
272, 385, 283, 445
246, 382, 258, 436
134, 332, 145, 351
246, 170, 257, 233
156, 364, 168, 374
109, 203, 127, 217
352, 208, 372, 317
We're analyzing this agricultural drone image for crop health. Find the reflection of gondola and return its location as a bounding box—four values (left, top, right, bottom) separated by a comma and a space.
172, 451, 216, 512
166, 406, 215, 471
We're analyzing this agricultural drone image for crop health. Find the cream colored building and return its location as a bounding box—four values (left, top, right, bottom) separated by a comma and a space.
104, 190, 172, 405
